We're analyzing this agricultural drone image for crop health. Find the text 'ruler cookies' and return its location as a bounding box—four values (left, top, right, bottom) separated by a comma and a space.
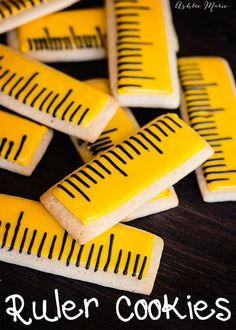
106, 0, 180, 108
41, 113, 213, 244
0, 194, 164, 295
7, 8, 107, 63
0, 44, 118, 142
0, 0, 81, 34
0, 110, 53, 176
179, 57, 236, 202
71, 78, 179, 222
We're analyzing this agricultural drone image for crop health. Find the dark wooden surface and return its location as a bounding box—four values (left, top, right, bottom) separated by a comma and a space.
0, 0, 235, 329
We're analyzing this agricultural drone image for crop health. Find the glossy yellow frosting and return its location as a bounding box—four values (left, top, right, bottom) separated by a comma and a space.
0, 44, 110, 127
0, 0, 48, 21
179, 57, 236, 193
78, 79, 138, 161
112, 0, 173, 96
16, 8, 106, 54
0, 194, 155, 279
0, 110, 48, 166
151, 189, 172, 200
53, 113, 206, 225
76, 78, 175, 203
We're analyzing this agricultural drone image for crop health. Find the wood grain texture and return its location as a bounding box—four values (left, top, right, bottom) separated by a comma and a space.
0, 0, 235, 329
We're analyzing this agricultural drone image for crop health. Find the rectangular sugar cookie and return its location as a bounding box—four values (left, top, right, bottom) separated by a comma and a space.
179, 57, 236, 202
71, 78, 178, 221
0, 194, 164, 295
0, 110, 53, 176
106, 0, 180, 108
7, 8, 107, 62
0, 0, 80, 34
0, 44, 118, 142
41, 113, 213, 244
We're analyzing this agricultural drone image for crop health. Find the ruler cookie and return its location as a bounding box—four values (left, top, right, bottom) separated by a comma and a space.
179, 57, 236, 202
7, 8, 107, 63
71, 79, 178, 222
0, 194, 164, 295
41, 113, 213, 244
0, 44, 118, 142
106, 0, 180, 108
0, 0, 80, 34
0, 110, 53, 176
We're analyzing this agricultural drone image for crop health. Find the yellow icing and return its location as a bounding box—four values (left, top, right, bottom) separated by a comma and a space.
0, 110, 48, 166
151, 189, 172, 201
0, 44, 110, 127
53, 113, 206, 225
17, 8, 106, 53
79, 79, 138, 161
86, 79, 113, 96
77, 78, 174, 204
0, 194, 155, 279
113, 0, 173, 96
179, 57, 236, 193
0, 0, 48, 22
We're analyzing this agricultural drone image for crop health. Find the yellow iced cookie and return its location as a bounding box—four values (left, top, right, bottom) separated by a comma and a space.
106, 0, 180, 108
0, 0, 80, 34
41, 113, 213, 244
0, 44, 118, 142
7, 8, 107, 62
0, 194, 164, 295
179, 57, 236, 202
0, 110, 53, 176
